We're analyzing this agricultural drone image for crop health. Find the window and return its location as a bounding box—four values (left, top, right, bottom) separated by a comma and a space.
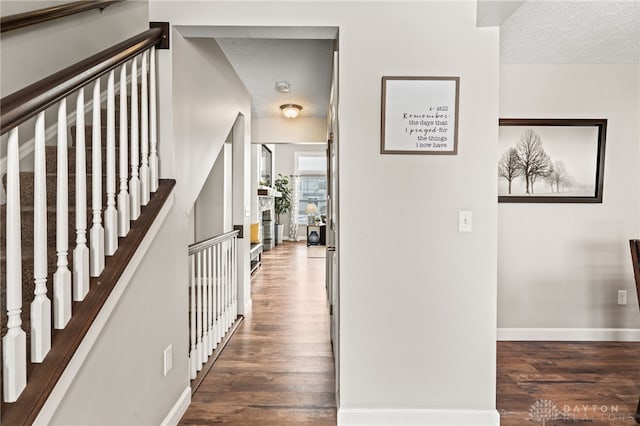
294, 152, 327, 224
297, 176, 327, 224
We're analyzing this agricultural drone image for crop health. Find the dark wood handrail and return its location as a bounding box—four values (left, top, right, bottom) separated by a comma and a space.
1, 0, 123, 33
0, 27, 162, 135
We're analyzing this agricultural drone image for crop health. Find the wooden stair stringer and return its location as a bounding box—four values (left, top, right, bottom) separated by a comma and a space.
0, 179, 176, 426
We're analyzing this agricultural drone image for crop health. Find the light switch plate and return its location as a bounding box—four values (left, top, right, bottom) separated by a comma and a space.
459, 211, 472, 232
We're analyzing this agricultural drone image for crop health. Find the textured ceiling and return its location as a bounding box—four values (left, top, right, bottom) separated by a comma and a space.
217, 38, 334, 118
501, 0, 640, 64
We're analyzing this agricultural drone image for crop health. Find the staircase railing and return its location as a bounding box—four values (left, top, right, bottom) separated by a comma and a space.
0, 0, 124, 34
1, 26, 163, 406
188, 230, 240, 379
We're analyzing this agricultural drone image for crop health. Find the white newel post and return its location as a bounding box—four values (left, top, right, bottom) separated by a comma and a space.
3, 128, 27, 402
32, 112, 51, 362
73, 88, 90, 301
149, 46, 159, 192
54, 99, 72, 329
104, 70, 118, 255
189, 255, 197, 379
140, 50, 150, 205
118, 63, 131, 237
90, 78, 105, 277
129, 56, 141, 220
216, 243, 222, 343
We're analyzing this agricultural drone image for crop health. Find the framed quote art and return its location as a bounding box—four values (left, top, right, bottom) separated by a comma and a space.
381, 76, 459, 155
498, 118, 607, 203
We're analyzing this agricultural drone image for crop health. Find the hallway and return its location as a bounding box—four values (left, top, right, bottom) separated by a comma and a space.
179, 242, 337, 425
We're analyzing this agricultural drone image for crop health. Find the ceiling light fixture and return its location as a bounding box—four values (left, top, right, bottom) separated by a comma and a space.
280, 104, 302, 119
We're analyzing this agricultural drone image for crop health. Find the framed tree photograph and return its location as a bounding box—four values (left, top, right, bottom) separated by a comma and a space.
381, 76, 459, 155
498, 118, 607, 203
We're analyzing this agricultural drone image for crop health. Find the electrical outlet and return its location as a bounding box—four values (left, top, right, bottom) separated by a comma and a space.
458, 211, 472, 233
617, 290, 627, 305
163, 345, 173, 376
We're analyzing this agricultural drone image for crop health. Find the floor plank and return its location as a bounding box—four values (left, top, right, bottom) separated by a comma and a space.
497, 341, 640, 425
179, 241, 336, 425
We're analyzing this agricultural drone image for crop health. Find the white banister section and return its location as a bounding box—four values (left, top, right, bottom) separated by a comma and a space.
104, 69, 118, 255
31, 112, 51, 362
118, 64, 130, 237
3, 128, 27, 402
187, 230, 239, 379
149, 46, 159, 193
1, 43, 162, 405
53, 99, 72, 329
90, 79, 105, 277
140, 50, 150, 206
129, 56, 141, 220
73, 88, 90, 302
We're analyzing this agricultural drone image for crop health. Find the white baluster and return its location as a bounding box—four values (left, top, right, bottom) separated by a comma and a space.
224, 240, 230, 330
217, 243, 222, 343
212, 244, 218, 349
73, 88, 90, 301
129, 56, 141, 220
189, 255, 197, 380
32, 112, 51, 362
54, 99, 72, 329
196, 250, 203, 371
118, 64, 130, 237
3, 128, 27, 402
201, 247, 208, 362
140, 50, 150, 205
104, 70, 118, 255
149, 46, 159, 193
207, 246, 214, 354
90, 79, 105, 277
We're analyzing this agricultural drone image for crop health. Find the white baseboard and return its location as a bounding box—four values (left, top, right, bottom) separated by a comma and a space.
497, 328, 640, 341
338, 408, 500, 426
161, 386, 191, 426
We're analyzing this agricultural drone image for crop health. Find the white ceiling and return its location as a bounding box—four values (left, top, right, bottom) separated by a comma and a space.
501, 0, 640, 64
207, 2, 638, 123
217, 38, 334, 118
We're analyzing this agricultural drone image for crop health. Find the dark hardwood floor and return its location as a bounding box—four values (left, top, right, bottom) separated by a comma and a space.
498, 341, 640, 425
178, 241, 640, 425
179, 241, 336, 425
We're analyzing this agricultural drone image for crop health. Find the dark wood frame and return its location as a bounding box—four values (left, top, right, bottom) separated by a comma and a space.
498, 118, 607, 203
380, 76, 460, 155
260, 145, 273, 187
0, 0, 123, 33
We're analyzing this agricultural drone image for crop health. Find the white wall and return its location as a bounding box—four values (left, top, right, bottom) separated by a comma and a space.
253, 117, 328, 143
151, 2, 500, 425
195, 142, 233, 241
162, 29, 252, 315
498, 64, 640, 335
0, 1, 149, 97
49, 205, 190, 425
273, 143, 327, 239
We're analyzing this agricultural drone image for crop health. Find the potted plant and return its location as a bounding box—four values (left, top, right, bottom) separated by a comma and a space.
273, 174, 292, 245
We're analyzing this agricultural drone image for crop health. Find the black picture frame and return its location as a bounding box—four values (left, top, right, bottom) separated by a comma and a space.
380, 76, 460, 155
498, 118, 607, 203
260, 145, 272, 187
